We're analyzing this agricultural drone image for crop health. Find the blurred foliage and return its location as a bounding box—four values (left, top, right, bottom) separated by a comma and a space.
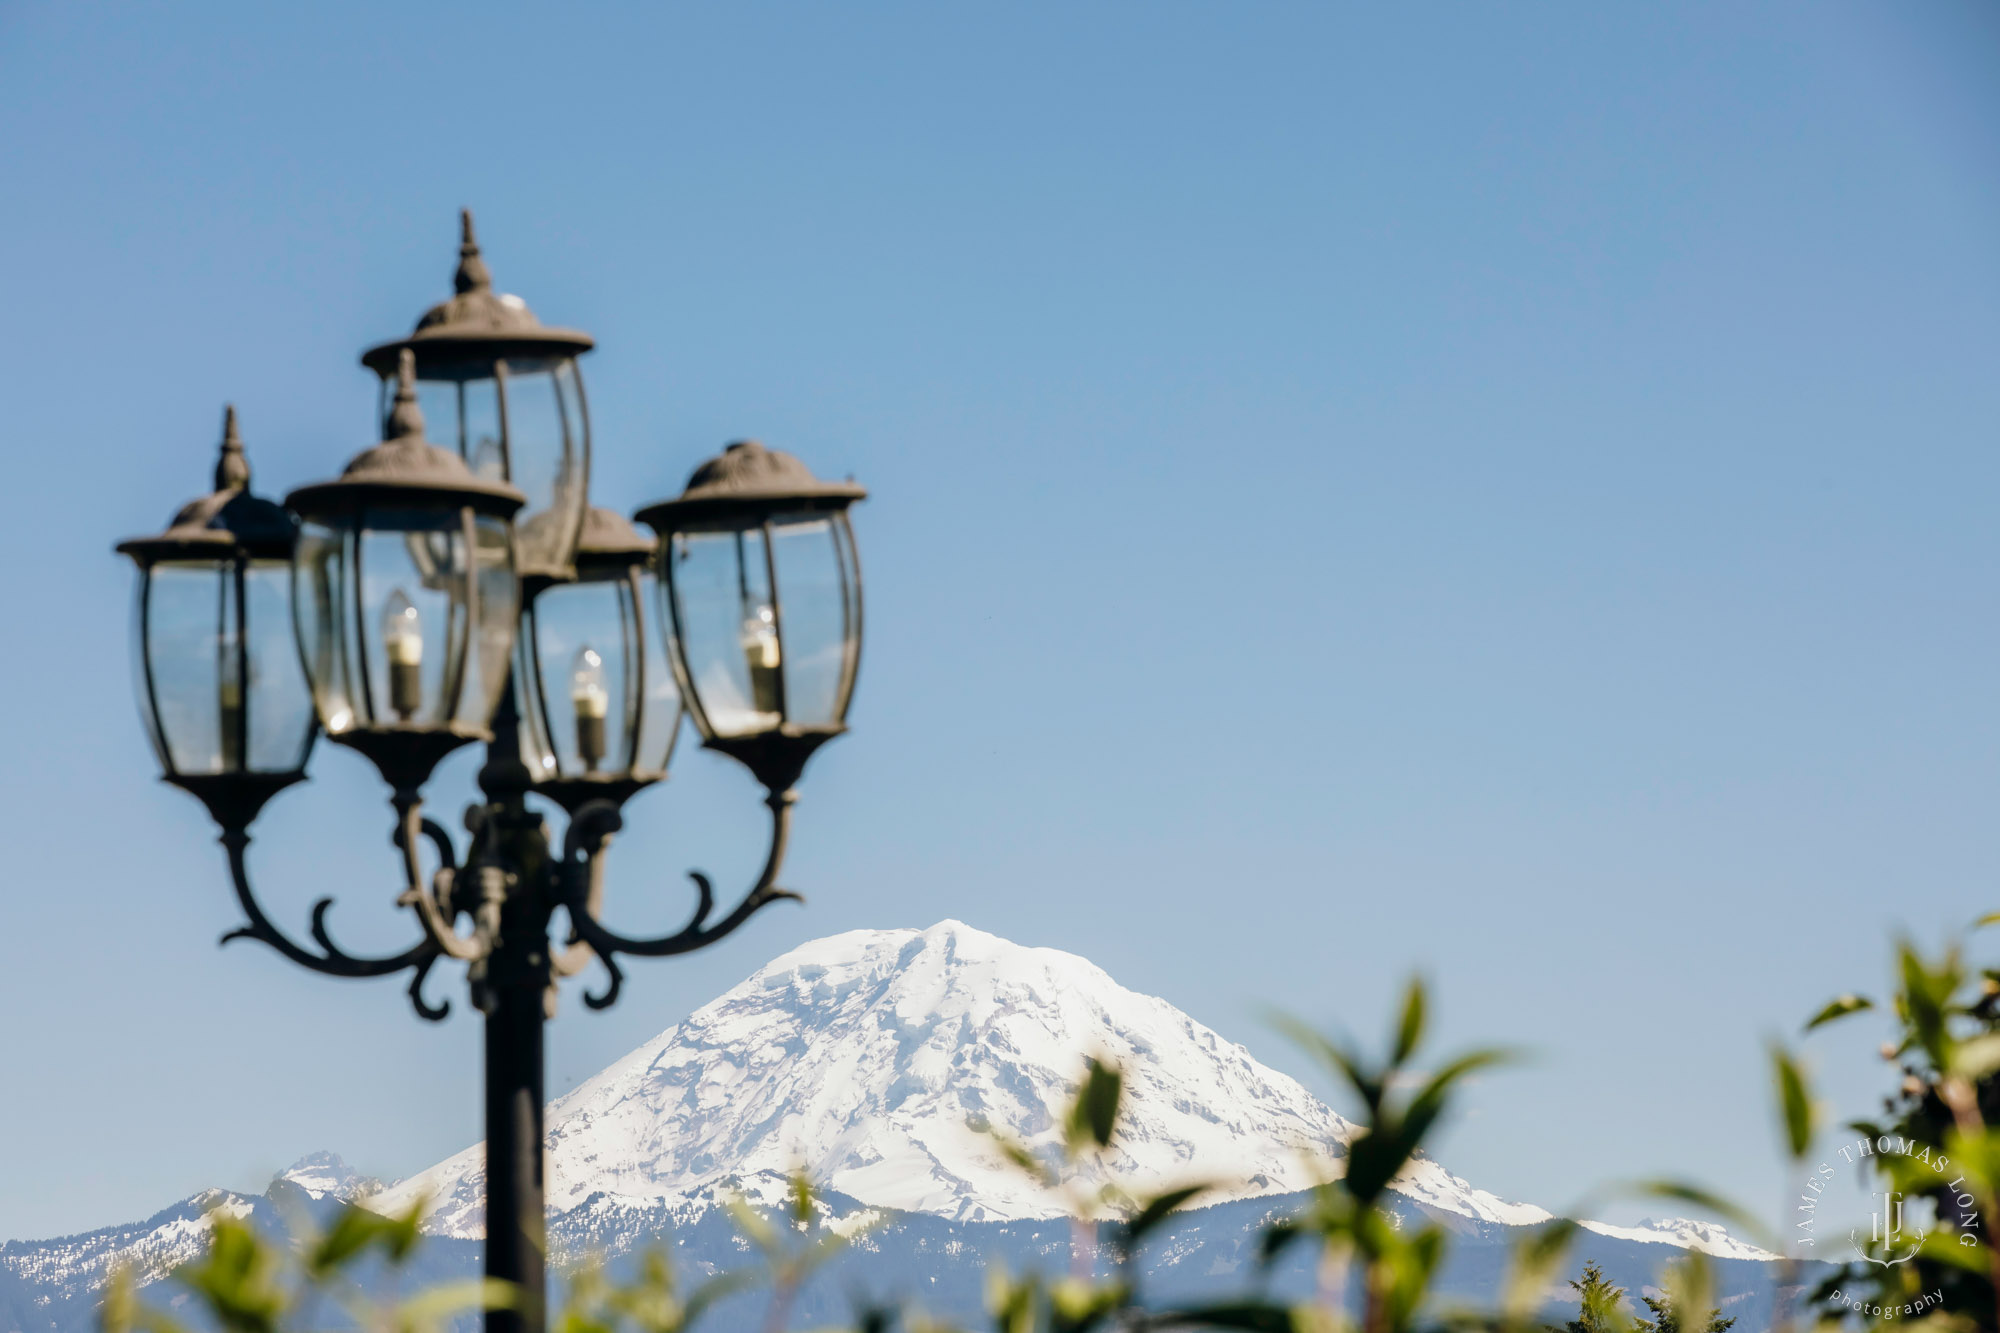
1796, 932, 2000, 1333
100, 1200, 507, 1333
110, 927, 2000, 1333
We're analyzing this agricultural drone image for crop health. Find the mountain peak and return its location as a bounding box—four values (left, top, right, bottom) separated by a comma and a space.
273, 1152, 377, 1203
374, 921, 1547, 1236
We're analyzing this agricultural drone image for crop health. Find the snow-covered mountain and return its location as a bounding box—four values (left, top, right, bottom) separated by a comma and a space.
2, 920, 1790, 1333
272, 1151, 380, 1204
376, 920, 1548, 1236
1582, 1218, 1774, 1264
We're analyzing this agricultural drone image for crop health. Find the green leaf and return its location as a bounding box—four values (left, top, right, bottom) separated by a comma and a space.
1256, 1220, 1310, 1268
1379, 1225, 1447, 1330
1623, 1179, 1774, 1252
987, 1132, 1052, 1186
393, 1278, 516, 1333
178, 1216, 286, 1333
679, 1270, 751, 1330
1953, 1033, 2000, 1081
1069, 1059, 1125, 1152
100, 1268, 139, 1333
1770, 1044, 1817, 1162
1343, 1126, 1419, 1209
1119, 1184, 1211, 1250
1915, 1230, 1992, 1274
1145, 1301, 1301, 1333
1501, 1218, 1580, 1320
1400, 1047, 1518, 1156
1803, 994, 1873, 1033
307, 1205, 394, 1279
1899, 941, 1958, 1069
1271, 1013, 1382, 1117
1392, 978, 1427, 1068
724, 1192, 778, 1254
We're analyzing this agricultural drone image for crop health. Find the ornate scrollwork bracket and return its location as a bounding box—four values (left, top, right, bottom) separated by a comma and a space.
215, 779, 806, 1023
216, 793, 476, 1023
551, 789, 803, 1012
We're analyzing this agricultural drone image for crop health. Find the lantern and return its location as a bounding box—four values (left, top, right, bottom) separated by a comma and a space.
517, 507, 685, 812
635, 441, 864, 795
116, 408, 316, 828
286, 350, 526, 794
361, 211, 593, 585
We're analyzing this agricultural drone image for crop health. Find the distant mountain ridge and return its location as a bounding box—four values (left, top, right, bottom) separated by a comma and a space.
0, 921, 1789, 1333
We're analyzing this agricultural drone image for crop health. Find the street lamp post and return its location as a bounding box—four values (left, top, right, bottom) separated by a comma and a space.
115, 217, 866, 1333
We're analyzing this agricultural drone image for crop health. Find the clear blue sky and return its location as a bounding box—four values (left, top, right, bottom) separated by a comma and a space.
2, 1, 1997, 1244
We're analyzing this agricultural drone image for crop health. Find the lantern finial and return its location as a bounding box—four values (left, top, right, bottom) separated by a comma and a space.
214, 404, 250, 491
454, 208, 493, 295
387, 349, 427, 442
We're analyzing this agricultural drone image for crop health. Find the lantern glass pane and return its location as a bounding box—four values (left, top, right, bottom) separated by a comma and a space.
294, 521, 356, 734
633, 566, 683, 776
356, 518, 467, 729
665, 525, 781, 738
244, 559, 316, 772
143, 560, 230, 775
770, 513, 860, 728
130, 573, 169, 770
399, 371, 506, 479
525, 577, 635, 778
414, 379, 458, 450
456, 515, 519, 730
516, 624, 556, 779
501, 357, 588, 574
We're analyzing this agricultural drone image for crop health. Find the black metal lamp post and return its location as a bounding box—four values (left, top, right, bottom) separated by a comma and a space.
116, 220, 865, 1333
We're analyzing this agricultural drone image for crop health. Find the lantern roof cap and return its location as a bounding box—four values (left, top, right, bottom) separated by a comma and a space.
634, 440, 866, 530
287, 350, 525, 519
116, 405, 297, 563
576, 506, 656, 560
360, 210, 593, 374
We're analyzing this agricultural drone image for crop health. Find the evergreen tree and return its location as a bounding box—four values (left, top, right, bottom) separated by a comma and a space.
1632, 1290, 1735, 1333
1556, 1261, 1627, 1333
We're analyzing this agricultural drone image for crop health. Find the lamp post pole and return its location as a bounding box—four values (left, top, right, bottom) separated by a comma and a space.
116, 217, 869, 1333
477, 687, 550, 1333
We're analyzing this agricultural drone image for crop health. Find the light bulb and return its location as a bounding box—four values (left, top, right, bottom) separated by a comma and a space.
382, 588, 424, 720
218, 625, 243, 769
471, 435, 505, 481
571, 644, 609, 770
741, 603, 782, 718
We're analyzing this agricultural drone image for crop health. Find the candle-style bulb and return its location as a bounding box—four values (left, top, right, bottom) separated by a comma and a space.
382, 589, 424, 719
218, 622, 244, 769
471, 434, 505, 482
571, 644, 609, 770
741, 603, 782, 719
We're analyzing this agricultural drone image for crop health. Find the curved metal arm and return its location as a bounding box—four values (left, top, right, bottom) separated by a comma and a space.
556, 791, 803, 994
216, 798, 482, 1022
219, 827, 438, 981
392, 799, 486, 963
407, 951, 451, 1023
